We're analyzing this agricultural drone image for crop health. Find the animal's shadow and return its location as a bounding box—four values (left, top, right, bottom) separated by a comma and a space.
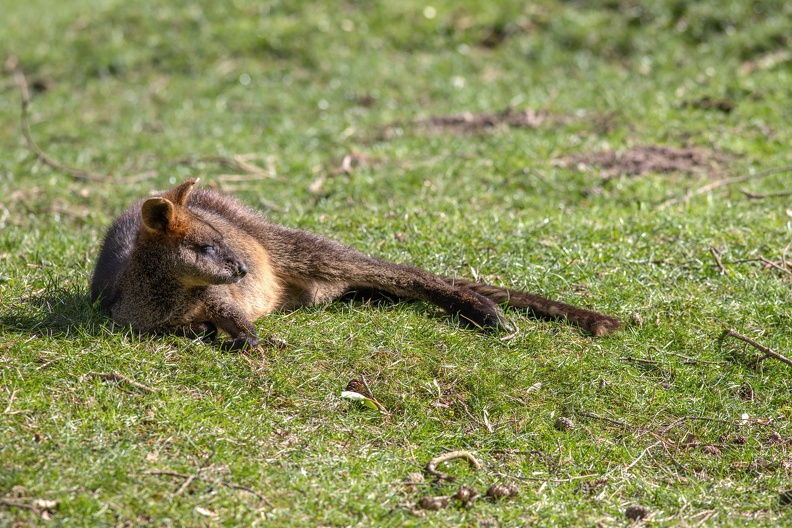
0, 283, 451, 346
0, 282, 107, 340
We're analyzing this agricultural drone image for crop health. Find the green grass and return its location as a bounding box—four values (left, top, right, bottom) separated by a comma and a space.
2, 0, 792, 525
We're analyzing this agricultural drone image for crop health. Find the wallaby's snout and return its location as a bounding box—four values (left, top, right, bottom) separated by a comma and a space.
234, 260, 248, 279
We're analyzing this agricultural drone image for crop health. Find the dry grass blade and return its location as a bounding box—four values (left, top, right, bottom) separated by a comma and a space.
86, 372, 157, 393
2, 390, 33, 415
662, 165, 792, 207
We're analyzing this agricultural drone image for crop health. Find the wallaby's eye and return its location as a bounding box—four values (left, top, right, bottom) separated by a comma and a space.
199, 244, 216, 255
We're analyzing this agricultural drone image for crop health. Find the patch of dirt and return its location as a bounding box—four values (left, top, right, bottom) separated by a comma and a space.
384, 108, 559, 137
556, 145, 734, 180
683, 96, 734, 113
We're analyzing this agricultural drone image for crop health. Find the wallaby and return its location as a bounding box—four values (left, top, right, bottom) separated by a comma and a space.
91, 179, 620, 349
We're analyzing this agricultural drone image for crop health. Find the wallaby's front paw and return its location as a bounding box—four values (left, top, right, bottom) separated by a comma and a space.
222, 334, 259, 351
187, 322, 218, 338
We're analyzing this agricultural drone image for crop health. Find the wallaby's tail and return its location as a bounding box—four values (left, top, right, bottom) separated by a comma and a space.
443, 277, 621, 336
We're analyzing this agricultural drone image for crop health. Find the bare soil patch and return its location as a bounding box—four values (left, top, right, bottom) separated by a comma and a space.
683, 96, 734, 114
383, 108, 561, 138
556, 145, 734, 180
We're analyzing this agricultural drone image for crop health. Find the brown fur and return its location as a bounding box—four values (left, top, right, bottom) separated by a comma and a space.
91, 179, 620, 349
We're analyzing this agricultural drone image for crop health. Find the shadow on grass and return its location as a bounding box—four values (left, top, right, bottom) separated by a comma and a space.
0, 282, 503, 346
0, 281, 108, 339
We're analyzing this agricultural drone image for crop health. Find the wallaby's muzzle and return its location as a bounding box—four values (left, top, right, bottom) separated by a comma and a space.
233, 261, 248, 279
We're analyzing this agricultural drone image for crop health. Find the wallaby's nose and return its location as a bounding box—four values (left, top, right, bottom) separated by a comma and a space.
236, 262, 248, 277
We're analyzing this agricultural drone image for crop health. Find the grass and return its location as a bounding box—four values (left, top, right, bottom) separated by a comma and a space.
1, 0, 792, 525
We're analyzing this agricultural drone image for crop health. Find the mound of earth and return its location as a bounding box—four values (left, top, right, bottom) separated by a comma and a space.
557, 145, 733, 179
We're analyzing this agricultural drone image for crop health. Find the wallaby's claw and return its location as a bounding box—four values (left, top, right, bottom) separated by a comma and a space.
222, 334, 259, 351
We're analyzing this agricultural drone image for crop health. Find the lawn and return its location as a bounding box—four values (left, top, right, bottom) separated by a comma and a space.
1, 0, 791, 525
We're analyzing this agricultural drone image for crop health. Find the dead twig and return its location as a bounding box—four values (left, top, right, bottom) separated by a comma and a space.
0, 498, 40, 514
86, 372, 157, 394
144, 470, 272, 506
662, 165, 792, 207
739, 189, 792, 199
13, 64, 107, 182
174, 474, 197, 497
760, 257, 792, 277
425, 451, 482, 482
457, 400, 493, 433
709, 246, 728, 275
620, 356, 660, 365
723, 328, 792, 368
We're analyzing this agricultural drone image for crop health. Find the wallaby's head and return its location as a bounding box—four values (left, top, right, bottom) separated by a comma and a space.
139, 179, 248, 286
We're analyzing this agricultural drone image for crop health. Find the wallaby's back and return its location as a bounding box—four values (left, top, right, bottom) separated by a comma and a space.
90, 203, 145, 311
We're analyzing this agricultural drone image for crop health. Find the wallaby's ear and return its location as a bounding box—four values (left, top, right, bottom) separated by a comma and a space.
164, 178, 199, 207
141, 197, 176, 233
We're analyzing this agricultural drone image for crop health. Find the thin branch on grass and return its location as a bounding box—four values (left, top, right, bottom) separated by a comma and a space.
174, 474, 197, 497
144, 470, 272, 506
661, 165, 792, 207
86, 372, 157, 394
12, 63, 107, 182
425, 451, 482, 481
620, 356, 660, 366
0, 498, 40, 514
760, 257, 792, 277
709, 246, 728, 275
723, 328, 792, 368
739, 189, 792, 199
